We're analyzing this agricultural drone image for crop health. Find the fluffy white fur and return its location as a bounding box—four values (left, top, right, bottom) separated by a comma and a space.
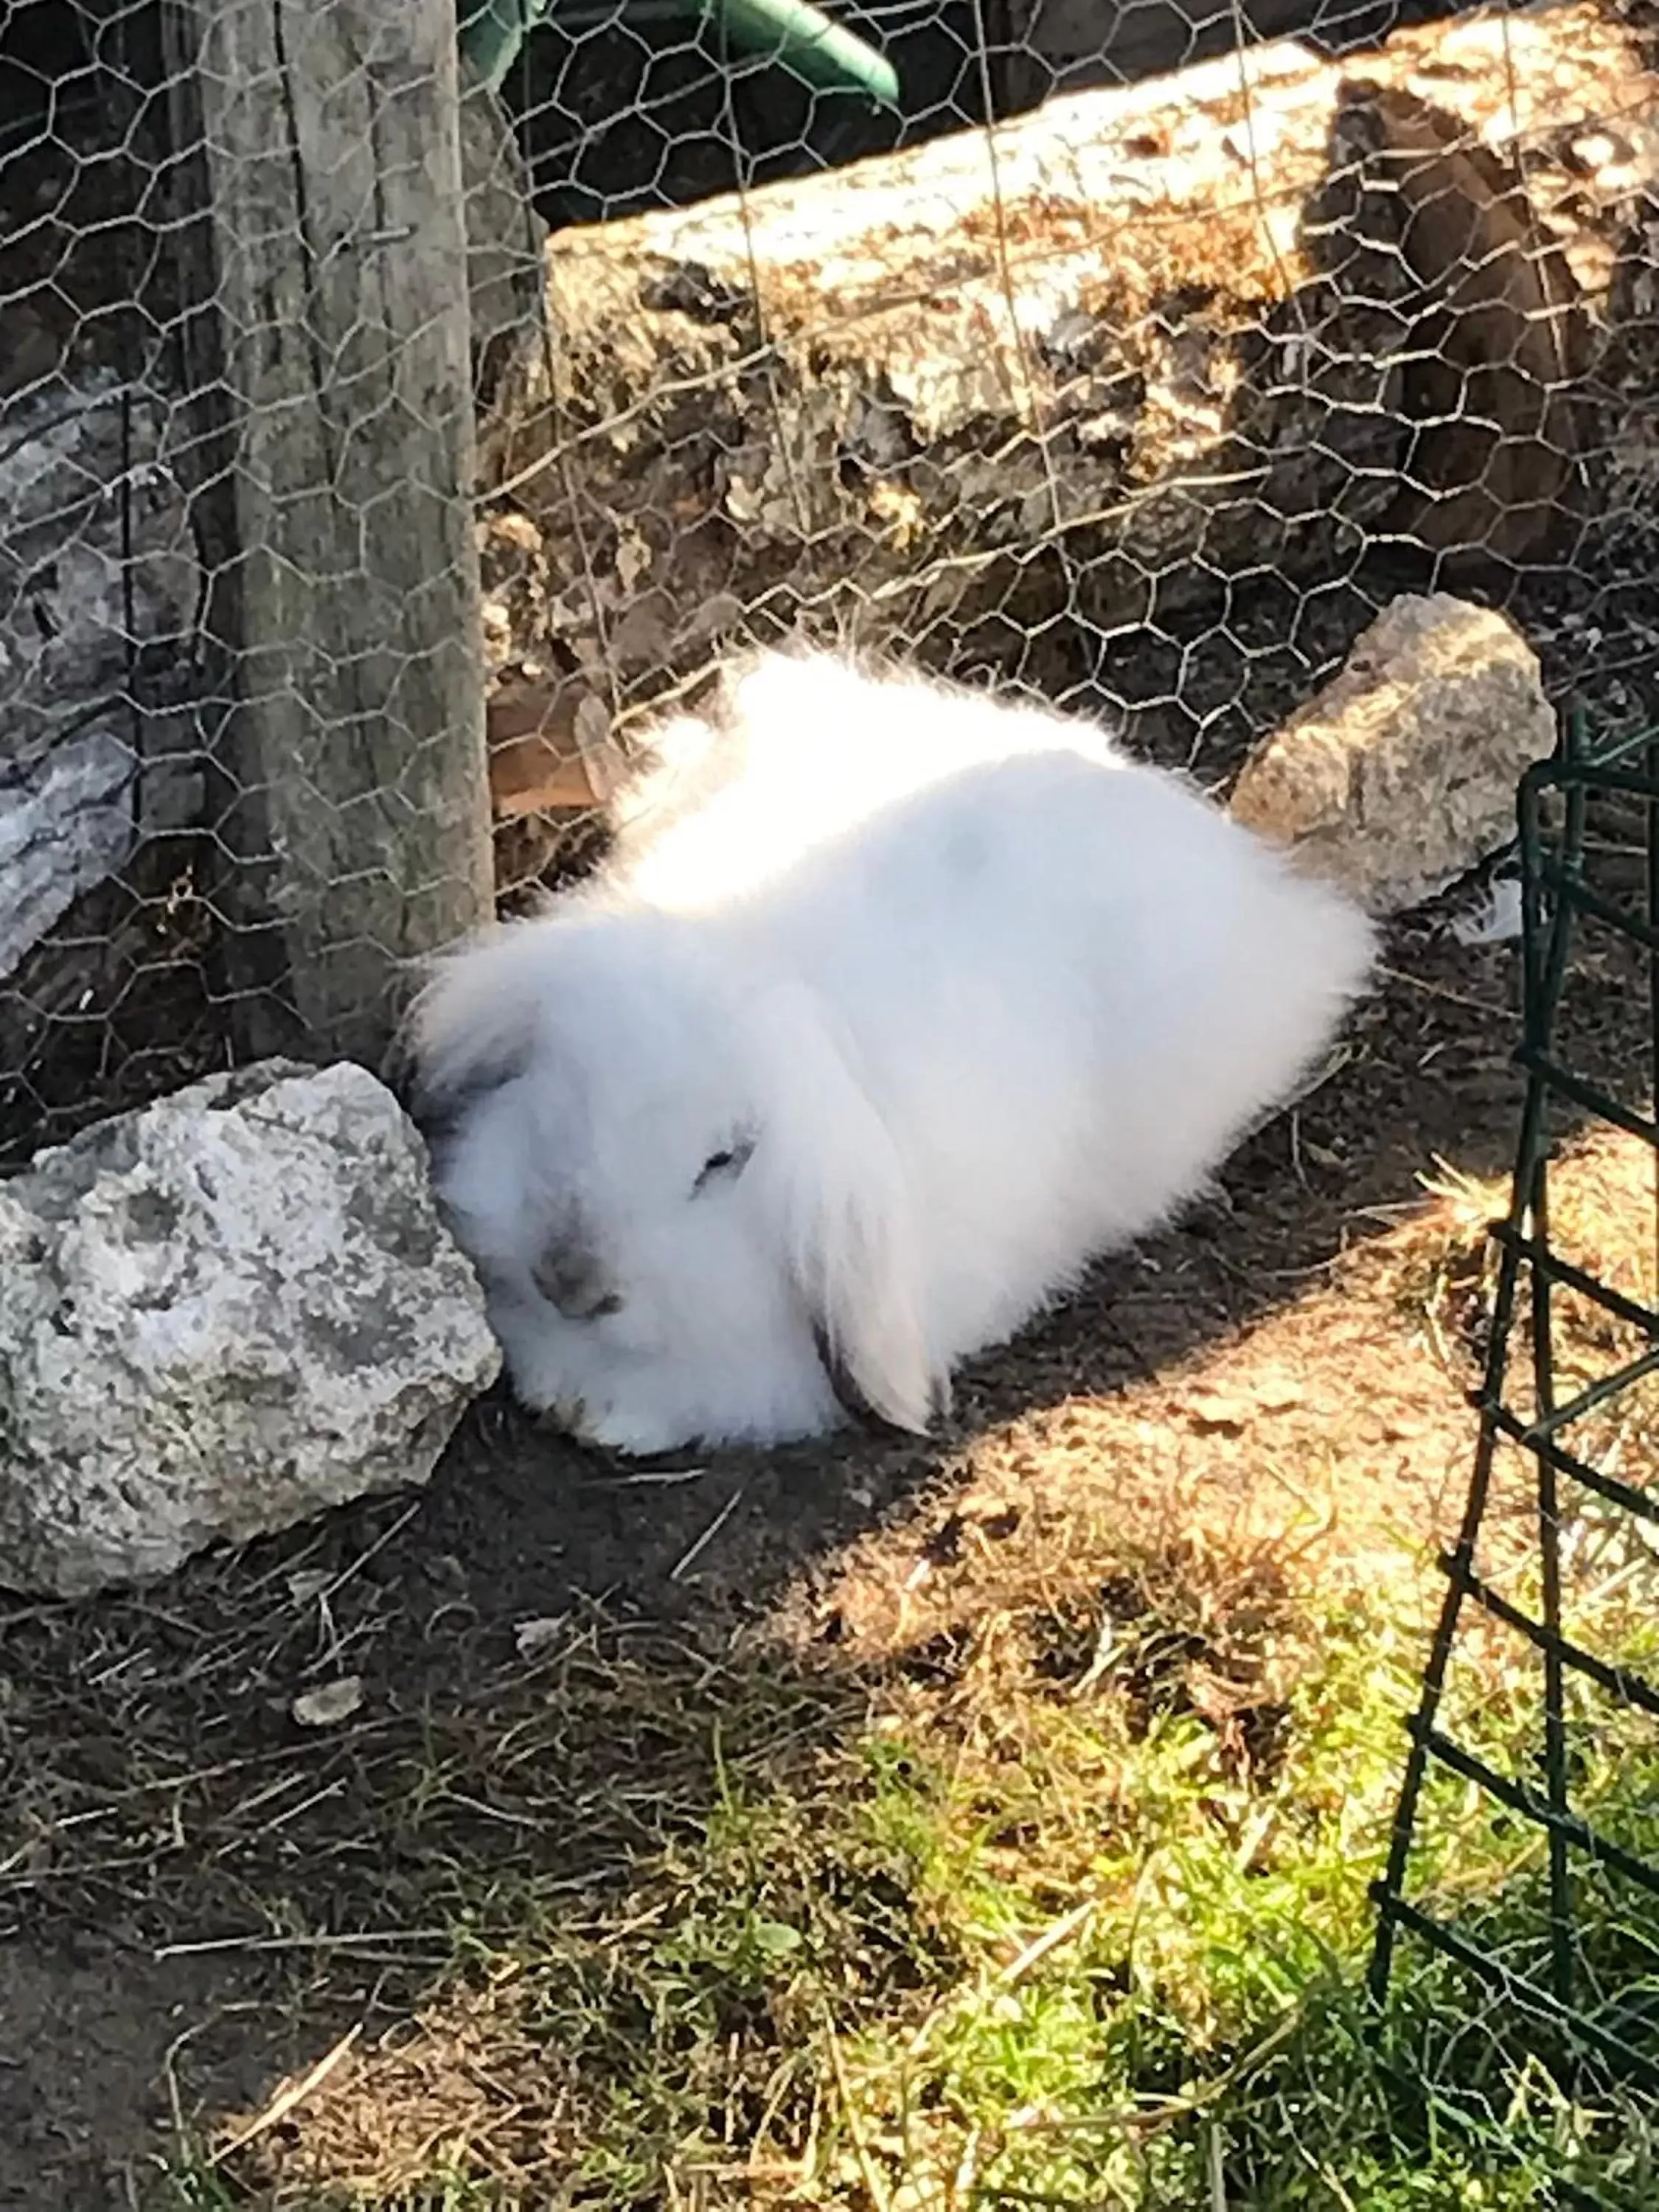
410, 647, 1375, 1455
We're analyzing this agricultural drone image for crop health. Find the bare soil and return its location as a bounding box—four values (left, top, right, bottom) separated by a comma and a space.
0, 872, 1649, 2208
2, 21, 1658, 2199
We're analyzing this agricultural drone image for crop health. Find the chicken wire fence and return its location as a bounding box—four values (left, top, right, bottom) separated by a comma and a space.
0, 0, 1658, 2185
1, 0, 1658, 1174
1366, 713, 1659, 2211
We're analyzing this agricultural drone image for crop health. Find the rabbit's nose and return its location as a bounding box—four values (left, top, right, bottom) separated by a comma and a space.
533, 1248, 624, 1322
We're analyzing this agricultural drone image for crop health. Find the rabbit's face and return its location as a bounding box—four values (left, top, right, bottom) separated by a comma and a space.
416, 917, 935, 1454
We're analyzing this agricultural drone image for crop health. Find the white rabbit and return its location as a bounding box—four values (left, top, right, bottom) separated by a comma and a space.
603, 648, 1137, 905
410, 647, 1374, 1455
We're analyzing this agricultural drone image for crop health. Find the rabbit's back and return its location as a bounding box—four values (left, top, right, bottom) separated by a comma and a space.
607, 649, 1120, 912
748, 743, 1372, 1363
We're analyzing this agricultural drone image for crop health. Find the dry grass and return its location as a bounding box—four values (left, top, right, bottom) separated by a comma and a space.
4, 863, 1655, 2212
139, 1125, 1658, 2211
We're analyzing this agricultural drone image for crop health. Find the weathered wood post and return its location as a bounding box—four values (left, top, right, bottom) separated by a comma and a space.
164, 0, 495, 1069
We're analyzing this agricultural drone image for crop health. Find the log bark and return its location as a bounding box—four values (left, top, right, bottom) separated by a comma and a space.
0, 63, 541, 1004
161, 0, 495, 1073
0, 18, 537, 1150
0, 373, 203, 982
459, 63, 549, 418
480, 1, 1656, 738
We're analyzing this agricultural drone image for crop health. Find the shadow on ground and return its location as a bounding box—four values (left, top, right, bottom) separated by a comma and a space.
1, 866, 1648, 2211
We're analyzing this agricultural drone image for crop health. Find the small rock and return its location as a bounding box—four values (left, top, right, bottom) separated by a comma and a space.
1186, 1393, 1251, 1433
1252, 1371, 1306, 1413
1228, 594, 1557, 915
0, 1060, 501, 1597
292, 1676, 365, 1729
513, 1615, 567, 1659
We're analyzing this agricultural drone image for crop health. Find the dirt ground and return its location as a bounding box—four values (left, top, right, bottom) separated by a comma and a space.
3, 433, 1657, 2204
0, 826, 1649, 2209
4, 15, 1659, 2198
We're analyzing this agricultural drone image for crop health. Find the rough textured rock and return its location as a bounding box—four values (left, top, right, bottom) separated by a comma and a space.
1228, 592, 1557, 914
0, 1060, 500, 1596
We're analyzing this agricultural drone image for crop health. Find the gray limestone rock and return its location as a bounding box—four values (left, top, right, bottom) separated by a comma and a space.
1228, 594, 1558, 915
0, 1060, 500, 1596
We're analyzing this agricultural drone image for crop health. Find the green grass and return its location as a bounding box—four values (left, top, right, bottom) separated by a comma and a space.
163, 1531, 1659, 2211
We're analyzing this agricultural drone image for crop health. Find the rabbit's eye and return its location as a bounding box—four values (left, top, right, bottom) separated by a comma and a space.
692, 1135, 756, 1195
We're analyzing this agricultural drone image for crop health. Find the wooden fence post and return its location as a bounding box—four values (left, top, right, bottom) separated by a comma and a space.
164, 0, 495, 1069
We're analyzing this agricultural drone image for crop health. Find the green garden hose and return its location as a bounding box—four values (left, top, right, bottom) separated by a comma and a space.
688, 0, 900, 102
459, 0, 899, 105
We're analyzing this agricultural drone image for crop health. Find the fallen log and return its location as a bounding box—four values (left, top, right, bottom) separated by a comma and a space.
479, 1, 1658, 742
0, 372, 202, 983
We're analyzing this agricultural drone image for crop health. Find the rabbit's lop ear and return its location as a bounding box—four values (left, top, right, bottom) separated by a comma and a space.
756, 982, 939, 1437
403, 931, 540, 1123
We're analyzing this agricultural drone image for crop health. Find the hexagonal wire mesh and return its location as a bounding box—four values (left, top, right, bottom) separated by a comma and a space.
2, 0, 1657, 1174
0, 0, 207, 1165
0, 0, 501, 1160
1368, 713, 1659, 2211
0, 0, 1657, 2190
470, 0, 1659, 926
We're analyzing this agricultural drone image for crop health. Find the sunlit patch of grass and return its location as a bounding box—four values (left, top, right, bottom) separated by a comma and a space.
830, 1598, 1441, 2199
825, 1572, 1659, 2211
173, 1129, 1659, 2208
186, 1531, 1659, 2209
201, 1545, 1654, 2205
